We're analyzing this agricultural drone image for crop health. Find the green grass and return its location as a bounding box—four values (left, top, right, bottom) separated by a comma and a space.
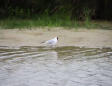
0, 15, 111, 29
0, 7, 111, 30
0, 15, 74, 29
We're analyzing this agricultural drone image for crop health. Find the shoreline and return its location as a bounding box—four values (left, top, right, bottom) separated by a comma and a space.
0, 28, 112, 48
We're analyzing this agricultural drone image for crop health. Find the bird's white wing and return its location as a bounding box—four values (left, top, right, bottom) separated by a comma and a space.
41, 37, 57, 46
46, 39, 55, 45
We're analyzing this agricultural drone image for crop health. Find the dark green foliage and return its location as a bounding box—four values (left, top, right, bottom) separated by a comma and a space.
0, 0, 112, 20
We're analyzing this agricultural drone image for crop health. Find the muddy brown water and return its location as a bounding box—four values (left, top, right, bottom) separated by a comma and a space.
0, 29, 112, 48
0, 46, 112, 86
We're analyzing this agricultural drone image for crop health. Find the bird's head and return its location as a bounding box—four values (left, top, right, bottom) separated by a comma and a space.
56, 37, 58, 40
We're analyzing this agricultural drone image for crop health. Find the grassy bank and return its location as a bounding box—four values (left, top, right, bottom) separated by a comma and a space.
0, 15, 72, 29
0, 15, 112, 29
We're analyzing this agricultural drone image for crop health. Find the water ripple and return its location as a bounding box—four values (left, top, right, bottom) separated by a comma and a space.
0, 46, 112, 86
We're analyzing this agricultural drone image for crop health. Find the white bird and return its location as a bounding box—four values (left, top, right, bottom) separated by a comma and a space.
41, 37, 58, 47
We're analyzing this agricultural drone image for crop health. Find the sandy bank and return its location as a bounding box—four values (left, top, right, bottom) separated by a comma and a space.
0, 28, 112, 48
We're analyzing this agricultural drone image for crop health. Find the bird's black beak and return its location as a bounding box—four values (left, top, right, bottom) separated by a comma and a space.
57, 37, 58, 40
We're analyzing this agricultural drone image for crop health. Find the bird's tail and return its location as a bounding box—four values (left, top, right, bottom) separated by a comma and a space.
40, 41, 46, 44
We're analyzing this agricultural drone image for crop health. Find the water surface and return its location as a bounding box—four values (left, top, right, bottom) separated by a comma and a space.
0, 46, 112, 86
